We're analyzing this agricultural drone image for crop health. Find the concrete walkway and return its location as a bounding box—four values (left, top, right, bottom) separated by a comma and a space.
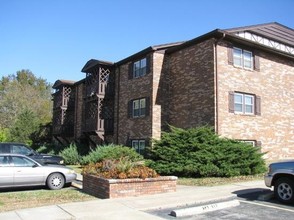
0, 180, 269, 220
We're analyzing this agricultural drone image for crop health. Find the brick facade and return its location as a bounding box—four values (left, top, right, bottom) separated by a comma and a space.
217, 41, 294, 160
114, 58, 153, 146
52, 23, 294, 160
166, 39, 216, 129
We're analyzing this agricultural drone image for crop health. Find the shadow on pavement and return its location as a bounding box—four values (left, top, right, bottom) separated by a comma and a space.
233, 188, 272, 200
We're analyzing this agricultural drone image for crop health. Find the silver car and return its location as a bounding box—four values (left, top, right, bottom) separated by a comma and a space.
0, 154, 76, 190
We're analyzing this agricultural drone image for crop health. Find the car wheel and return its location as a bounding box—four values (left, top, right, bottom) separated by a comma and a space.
274, 177, 294, 204
47, 173, 65, 190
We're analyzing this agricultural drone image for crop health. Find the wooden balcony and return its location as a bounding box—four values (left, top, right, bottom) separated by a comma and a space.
81, 60, 115, 140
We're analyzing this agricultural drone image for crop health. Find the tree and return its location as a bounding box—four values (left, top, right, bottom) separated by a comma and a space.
0, 128, 9, 142
9, 109, 40, 145
0, 70, 53, 144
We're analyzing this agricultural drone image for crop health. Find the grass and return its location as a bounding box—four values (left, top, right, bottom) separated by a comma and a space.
0, 187, 96, 213
178, 174, 264, 186
68, 165, 83, 174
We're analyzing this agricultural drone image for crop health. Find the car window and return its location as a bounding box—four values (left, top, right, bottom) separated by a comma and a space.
11, 156, 36, 167
0, 156, 10, 166
0, 144, 10, 153
12, 145, 32, 155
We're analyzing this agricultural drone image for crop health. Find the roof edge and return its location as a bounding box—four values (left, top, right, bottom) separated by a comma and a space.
116, 42, 184, 65
52, 79, 76, 89
81, 59, 114, 73
166, 29, 224, 54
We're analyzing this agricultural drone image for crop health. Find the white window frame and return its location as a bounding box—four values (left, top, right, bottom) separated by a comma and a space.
133, 58, 147, 78
233, 47, 253, 70
132, 140, 145, 154
234, 93, 254, 115
241, 140, 256, 147
132, 98, 146, 118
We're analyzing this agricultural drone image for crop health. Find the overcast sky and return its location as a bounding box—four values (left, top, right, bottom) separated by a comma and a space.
1, 0, 293, 84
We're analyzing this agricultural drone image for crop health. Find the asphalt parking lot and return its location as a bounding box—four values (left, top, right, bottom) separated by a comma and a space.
146, 190, 294, 220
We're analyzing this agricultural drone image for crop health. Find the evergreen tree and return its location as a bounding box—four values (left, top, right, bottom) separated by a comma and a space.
149, 126, 266, 177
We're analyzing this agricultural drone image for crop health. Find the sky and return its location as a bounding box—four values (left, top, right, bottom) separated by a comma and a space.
0, 0, 294, 85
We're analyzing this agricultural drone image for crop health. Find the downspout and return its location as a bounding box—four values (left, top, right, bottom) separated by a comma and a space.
214, 32, 225, 134
116, 65, 121, 144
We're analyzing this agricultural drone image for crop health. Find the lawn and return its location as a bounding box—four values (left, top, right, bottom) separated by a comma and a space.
0, 187, 96, 213
177, 174, 264, 186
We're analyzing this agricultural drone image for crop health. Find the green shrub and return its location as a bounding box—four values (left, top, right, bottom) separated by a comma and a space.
59, 143, 81, 165
80, 144, 143, 165
149, 126, 266, 178
34, 144, 62, 155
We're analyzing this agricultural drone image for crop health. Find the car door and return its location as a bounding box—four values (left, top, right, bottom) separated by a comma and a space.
11, 156, 46, 186
0, 156, 13, 187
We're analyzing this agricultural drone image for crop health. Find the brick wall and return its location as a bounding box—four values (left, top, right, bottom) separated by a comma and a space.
152, 52, 166, 140
166, 39, 216, 129
83, 174, 177, 199
114, 56, 153, 145
217, 41, 294, 160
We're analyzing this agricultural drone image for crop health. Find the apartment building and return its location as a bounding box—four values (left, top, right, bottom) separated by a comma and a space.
52, 22, 294, 160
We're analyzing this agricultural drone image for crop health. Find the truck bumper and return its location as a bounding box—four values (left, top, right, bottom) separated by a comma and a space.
264, 174, 273, 187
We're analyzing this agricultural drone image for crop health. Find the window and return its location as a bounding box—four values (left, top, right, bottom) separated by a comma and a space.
12, 145, 33, 155
228, 46, 259, 71
229, 92, 261, 115
128, 56, 150, 79
128, 97, 149, 118
233, 47, 253, 69
240, 140, 262, 148
132, 140, 145, 154
234, 93, 254, 114
133, 58, 147, 78
242, 141, 256, 147
11, 156, 35, 167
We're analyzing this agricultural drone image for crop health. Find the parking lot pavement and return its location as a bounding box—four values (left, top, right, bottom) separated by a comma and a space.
145, 190, 294, 220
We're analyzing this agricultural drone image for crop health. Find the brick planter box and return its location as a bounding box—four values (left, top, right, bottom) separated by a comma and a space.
82, 174, 177, 199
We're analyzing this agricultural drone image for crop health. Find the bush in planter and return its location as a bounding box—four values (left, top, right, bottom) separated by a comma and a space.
82, 157, 159, 179
81, 144, 143, 165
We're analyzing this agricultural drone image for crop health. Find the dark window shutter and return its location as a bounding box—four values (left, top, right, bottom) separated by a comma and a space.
145, 138, 150, 147
255, 95, 261, 116
228, 91, 235, 113
254, 54, 260, 71
146, 55, 151, 75
126, 139, 132, 147
128, 63, 133, 79
256, 141, 262, 147
227, 46, 234, 65
145, 97, 150, 116
128, 100, 133, 118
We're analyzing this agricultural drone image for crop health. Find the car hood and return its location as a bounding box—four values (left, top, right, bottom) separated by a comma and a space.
38, 154, 63, 159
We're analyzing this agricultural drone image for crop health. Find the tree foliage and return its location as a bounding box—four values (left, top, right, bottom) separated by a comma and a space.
149, 126, 267, 177
9, 109, 40, 145
0, 70, 52, 144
